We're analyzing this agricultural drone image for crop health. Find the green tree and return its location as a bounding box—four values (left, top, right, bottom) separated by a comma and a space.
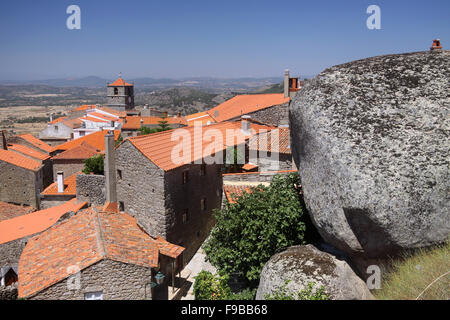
115, 134, 123, 147
82, 154, 104, 175
203, 172, 309, 286
193, 271, 231, 300
138, 115, 172, 136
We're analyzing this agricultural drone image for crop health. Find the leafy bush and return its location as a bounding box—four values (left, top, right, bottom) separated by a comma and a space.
375, 241, 449, 300
203, 173, 309, 285
193, 271, 256, 300
193, 271, 231, 300
264, 280, 329, 300
82, 154, 104, 175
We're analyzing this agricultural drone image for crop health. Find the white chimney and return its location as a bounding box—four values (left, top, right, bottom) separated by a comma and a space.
50, 113, 53, 122
57, 171, 64, 193
284, 69, 290, 98
241, 115, 251, 133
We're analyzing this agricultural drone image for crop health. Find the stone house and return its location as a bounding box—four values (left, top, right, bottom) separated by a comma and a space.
0, 149, 45, 208
18, 205, 184, 300
0, 199, 86, 289
7, 134, 53, 155
39, 117, 82, 146
51, 142, 100, 180
114, 120, 272, 262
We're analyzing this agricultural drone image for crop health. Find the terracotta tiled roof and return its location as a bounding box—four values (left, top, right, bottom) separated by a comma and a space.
18, 134, 53, 153
52, 130, 120, 153
122, 116, 187, 130
0, 202, 35, 222
0, 198, 87, 245
52, 142, 100, 160
0, 149, 42, 171
80, 115, 110, 123
185, 111, 216, 126
125, 120, 274, 171
248, 127, 291, 154
18, 207, 184, 298
41, 172, 79, 196
70, 105, 96, 112
61, 118, 83, 129
96, 106, 127, 118
223, 184, 264, 204
108, 77, 133, 87
87, 112, 119, 121
207, 94, 290, 122
242, 163, 258, 171
7, 144, 50, 161
48, 117, 68, 125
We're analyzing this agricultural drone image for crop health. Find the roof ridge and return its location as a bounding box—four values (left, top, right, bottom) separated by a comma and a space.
93, 208, 107, 259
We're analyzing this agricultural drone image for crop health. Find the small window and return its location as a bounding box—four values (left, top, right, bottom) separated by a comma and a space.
117, 169, 122, 180
114, 88, 118, 95
201, 198, 207, 211
84, 291, 103, 300
200, 164, 206, 176
54, 126, 59, 131
119, 201, 124, 212
182, 209, 189, 224
182, 171, 189, 184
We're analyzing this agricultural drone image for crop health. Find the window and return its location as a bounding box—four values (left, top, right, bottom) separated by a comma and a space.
80, 131, 85, 137
114, 87, 118, 95
182, 171, 189, 184
182, 209, 189, 224
200, 164, 206, 176
201, 198, 207, 211
84, 291, 103, 300
54, 125, 59, 131
119, 201, 124, 212
117, 169, 122, 180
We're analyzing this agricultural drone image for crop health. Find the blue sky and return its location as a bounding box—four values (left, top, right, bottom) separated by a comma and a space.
0, 0, 448, 80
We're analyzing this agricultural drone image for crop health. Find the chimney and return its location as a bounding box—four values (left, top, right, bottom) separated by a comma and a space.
241, 115, 251, 133
284, 69, 290, 98
57, 171, 64, 193
49, 113, 53, 122
104, 131, 117, 203
1, 131, 7, 150
430, 39, 442, 51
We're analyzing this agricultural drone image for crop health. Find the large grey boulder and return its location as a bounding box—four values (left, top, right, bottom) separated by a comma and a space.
256, 245, 373, 300
289, 51, 450, 259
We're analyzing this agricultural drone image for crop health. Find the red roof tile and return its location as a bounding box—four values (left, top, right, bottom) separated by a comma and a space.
52, 130, 120, 153
207, 94, 289, 122
122, 116, 187, 130
223, 184, 263, 204
52, 142, 100, 160
0, 202, 35, 222
108, 77, 133, 87
18, 134, 53, 153
18, 207, 184, 298
41, 172, 79, 196
125, 120, 274, 171
248, 127, 291, 154
0, 198, 87, 245
7, 144, 50, 161
70, 105, 96, 112
0, 149, 42, 171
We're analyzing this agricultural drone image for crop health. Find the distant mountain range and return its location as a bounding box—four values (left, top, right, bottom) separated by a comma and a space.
0, 75, 312, 91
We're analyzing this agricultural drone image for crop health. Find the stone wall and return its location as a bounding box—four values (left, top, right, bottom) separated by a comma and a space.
164, 163, 223, 262
230, 103, 289, 127
0, 161, 41, 208
76, 174, 106, 205
40, 195, 75, 210
0, 284, 18, 300
29, 259, 154, 300
0, 238, 28, 269
52, 160, 85, 182
253, 153, 293, 172
116, 140, 166, 237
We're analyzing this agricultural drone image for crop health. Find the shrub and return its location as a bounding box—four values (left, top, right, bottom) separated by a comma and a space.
193, 271, 231, 300
203, 173, 309, 286
375, 241, 449, 300
82, 154, 104, 175
264, 280, 329, 300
